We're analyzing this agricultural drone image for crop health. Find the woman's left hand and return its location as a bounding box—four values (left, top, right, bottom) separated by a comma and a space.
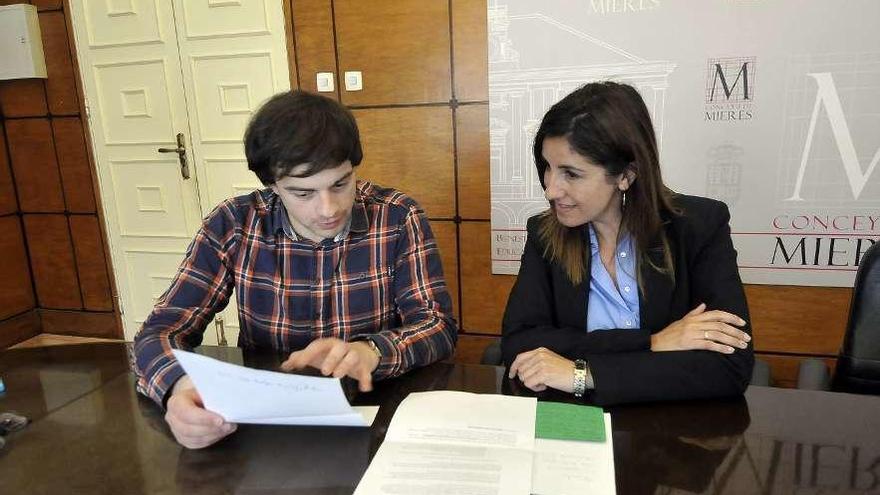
508, 347, 575, 393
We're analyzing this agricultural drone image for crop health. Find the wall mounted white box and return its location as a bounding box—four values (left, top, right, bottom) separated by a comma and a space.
0, 4, 47, 80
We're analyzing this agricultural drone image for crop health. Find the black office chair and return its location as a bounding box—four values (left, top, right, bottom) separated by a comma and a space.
480, 340, 502, 366
797, 241, 880, 394
479, 339, 772, 386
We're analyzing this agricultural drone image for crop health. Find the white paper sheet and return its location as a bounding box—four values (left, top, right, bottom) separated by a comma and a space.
354, 391, 537, 495
172, 350, 375, 426
532, 413, 616, 495
248, 406, 380, 426
358, 440, 534, 495
385, 391, 537, 450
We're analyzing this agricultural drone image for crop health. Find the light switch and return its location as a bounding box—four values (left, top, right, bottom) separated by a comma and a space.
344, 71, 363, 91
316, 72, 335, 92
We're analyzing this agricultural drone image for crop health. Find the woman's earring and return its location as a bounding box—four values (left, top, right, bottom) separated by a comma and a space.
621, 190, 627, 210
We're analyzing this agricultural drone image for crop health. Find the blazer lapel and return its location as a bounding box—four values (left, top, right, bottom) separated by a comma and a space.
639, 226, 676, 333
563, 223, 591, 331
574, 246, 590, 330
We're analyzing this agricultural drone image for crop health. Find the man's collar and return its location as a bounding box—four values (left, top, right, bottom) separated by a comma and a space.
349, 197, 368, 235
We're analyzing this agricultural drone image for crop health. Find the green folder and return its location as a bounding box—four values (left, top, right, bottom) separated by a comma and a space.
535, 401, 606, 442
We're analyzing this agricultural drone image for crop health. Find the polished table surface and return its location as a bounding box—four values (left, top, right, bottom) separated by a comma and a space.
1, 343, 879, 494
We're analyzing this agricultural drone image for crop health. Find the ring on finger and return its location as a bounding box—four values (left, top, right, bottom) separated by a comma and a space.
704, 330, 710, 340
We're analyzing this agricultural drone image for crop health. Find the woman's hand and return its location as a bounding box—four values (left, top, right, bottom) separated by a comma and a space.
651, 303, 750, 354
508, 347, 575, 393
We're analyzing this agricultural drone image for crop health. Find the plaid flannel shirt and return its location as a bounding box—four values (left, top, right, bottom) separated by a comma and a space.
133, 181, 457, 406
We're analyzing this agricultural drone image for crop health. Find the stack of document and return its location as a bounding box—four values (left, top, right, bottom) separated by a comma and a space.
355, 391, 537, 495
172, 350, 378, 426
354, 391, 616, 495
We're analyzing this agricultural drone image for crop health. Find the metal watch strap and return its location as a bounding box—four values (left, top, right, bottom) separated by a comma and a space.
365, 339, 382, 360
573, 359, 588, 398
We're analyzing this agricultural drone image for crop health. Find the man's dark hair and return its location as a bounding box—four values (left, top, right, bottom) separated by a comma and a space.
244, 90, 363, 185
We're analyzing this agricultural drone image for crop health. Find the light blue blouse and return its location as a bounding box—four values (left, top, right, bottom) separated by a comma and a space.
586, 224, 641, 332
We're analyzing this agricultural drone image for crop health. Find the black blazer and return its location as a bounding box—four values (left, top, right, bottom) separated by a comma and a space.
501, 194, 753, 406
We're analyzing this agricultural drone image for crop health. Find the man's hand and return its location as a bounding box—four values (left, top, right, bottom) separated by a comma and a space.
651, 303, 750, 354
280, 338, 380, 392
165, 375, 237, 449
508, 347, 575, 393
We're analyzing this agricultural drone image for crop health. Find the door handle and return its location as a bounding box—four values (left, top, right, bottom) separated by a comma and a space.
214, 316, 228, 346
157, 132, 190, 180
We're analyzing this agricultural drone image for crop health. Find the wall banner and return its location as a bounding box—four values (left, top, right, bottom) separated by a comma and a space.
489, 0, 880, 287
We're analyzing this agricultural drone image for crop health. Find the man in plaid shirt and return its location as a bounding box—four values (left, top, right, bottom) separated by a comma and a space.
133, 91, 457, 449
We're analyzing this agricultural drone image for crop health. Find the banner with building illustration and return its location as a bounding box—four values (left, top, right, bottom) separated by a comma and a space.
488, 0, 880, 287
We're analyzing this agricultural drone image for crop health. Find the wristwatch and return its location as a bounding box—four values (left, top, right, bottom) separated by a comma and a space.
573, 359, 588, 398
363, 339, 382, 360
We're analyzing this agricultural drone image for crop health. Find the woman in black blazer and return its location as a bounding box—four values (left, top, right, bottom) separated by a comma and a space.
502, 82, 754, 406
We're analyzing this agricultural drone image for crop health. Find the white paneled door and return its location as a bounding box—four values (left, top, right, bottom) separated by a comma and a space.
172, 0, 291, 344
70, 1, 290, 342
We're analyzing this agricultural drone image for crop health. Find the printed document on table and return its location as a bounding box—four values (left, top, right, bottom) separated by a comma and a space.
354, 391, 537, 495
385, 390, 537, 449
172, 350, 377, 426
532, 413, 616, 495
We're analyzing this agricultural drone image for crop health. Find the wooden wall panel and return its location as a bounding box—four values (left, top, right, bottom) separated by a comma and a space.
354, 107, 455, 218
0, 130, 16, 215
291, 0, 338, 98
0, 79, 48, 118
0, 0, 121, 344
0, 311, 40, 350
69, 215, 113, 311
282, 0, 299, 90
451, 0, 488, 102
454, 334, 498, 364
40, 11, 79, 115
0, 217, 35, 319
6, 119, 65, 212
23, 214, 82, 309
335, 0, 451, 106
456, 104, 490, 219
746, 285, 850, 356
53, 117, 96, 213
431, 221, 459, 322
459, 222, 516, 334
39, 309, 121, 339
32, 0, 63, 10
0, 79, 49, 118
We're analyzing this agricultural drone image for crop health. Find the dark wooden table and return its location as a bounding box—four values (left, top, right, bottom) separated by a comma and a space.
1, 343, 879, 494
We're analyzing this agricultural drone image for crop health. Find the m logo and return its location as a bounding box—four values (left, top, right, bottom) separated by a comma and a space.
706, 57, 756, 103
786, 73, 880, 201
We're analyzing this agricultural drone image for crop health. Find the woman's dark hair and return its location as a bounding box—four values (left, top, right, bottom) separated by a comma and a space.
533, 81, 677, 286
244, 90, 363, 185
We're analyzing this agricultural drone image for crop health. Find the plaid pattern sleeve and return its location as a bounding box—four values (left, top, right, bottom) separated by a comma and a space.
133, 204, 237, 406
367, 206, 457, 379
